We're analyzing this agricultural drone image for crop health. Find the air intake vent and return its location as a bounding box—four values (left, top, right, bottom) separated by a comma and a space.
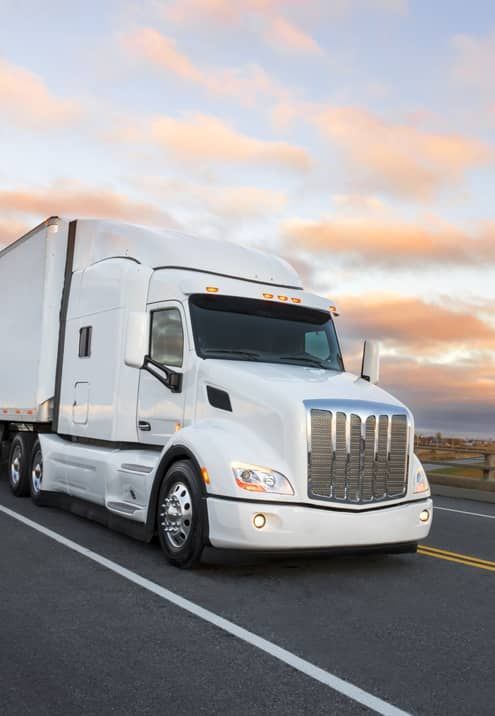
207, 386, 232, 412
307, 402, 409, 504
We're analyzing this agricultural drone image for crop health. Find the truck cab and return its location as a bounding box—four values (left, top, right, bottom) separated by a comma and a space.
1, 218, 432, 567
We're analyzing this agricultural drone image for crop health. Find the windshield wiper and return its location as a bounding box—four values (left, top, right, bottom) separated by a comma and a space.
279, 355, 327, 368
203, 349, 261, 359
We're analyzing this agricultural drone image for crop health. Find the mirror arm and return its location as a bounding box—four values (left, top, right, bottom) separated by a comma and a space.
143, 355, 183, 394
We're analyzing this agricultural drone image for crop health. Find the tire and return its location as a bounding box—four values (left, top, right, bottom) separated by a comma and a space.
29, 439, 44, 504
157, 460, 208, 569
8, 432, 36, 497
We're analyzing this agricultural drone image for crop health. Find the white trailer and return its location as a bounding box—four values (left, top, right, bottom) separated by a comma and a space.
0, 217, 432, 567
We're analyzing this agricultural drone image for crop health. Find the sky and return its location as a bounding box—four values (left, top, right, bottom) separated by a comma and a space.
1, 0, 494, 438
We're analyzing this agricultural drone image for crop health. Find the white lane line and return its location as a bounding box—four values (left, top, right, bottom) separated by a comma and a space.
0, 503, 410, 716
434, 506, 495, 520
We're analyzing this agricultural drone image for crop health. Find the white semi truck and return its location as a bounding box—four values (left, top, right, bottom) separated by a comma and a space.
0, 217, 431, 567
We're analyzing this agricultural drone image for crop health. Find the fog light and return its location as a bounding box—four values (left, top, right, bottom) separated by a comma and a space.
420, 509, 430, 523
253, 513, 266, 529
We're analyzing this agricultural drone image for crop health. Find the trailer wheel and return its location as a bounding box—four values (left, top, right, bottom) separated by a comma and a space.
29, 439, 44, 503
157, 460, 207, 569
8, 432, 36, 497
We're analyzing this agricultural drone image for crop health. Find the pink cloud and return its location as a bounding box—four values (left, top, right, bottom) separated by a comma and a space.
0, 58, 81, 128
284, 215, 495, 267
122, 27, 291, 105
312, 106, 493, 199
113, 112, 311, 171
0, 183, 177, 228
265, 17, 323, 55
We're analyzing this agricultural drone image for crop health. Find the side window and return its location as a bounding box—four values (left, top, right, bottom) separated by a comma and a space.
78, 326, 92, 358
150, 308, 184, 368
305, 330, 330, 360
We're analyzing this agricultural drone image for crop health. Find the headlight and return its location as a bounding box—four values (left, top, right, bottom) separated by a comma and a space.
413, 465, 429, 494
232, 463, 294, 495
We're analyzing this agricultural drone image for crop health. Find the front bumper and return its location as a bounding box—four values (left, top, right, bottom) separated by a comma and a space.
207, 496, 432, 550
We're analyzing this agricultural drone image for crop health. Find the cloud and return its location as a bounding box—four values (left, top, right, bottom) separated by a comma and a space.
0, 58, 81, 129
337, 294, 495, 356
163, 0, 323, 56
332, 293, 495, 434
380, 356, 495, 435
0, 182, 177, 229
164, 0, 407, 25
138, 177, 287, 219
312, 106, 493, 199
122, 28, 291, 105
264, 17, 323, 55
284, 215, 495, 267
331, 193, 386, 212
115, 112, 311, 171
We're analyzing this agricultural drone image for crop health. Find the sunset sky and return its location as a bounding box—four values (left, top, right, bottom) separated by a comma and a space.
1, 0, 494, 437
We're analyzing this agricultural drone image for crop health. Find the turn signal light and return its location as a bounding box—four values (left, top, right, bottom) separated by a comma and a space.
206, 286, 219, 293
201, 467, 211, 485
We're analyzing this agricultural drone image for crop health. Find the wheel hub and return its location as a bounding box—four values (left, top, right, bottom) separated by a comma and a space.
159, 482, 193, 551
10, 450, 21, 486
32, 454, 43, 494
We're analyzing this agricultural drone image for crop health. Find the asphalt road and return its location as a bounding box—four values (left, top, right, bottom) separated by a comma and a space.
1, 476, 494, 716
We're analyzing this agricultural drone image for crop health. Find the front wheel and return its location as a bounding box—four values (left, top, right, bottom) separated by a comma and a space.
29, 440, 44, 503
157, 460, 208, 569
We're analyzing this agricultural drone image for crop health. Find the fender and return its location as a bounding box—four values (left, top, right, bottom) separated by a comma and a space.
144, 444, 208, 539
144, 419, 291, 537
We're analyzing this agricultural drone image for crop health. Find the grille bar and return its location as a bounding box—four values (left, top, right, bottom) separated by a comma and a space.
308, 405, 409, 504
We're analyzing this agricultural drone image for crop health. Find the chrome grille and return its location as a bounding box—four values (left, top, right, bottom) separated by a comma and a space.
307, 401, 409, 504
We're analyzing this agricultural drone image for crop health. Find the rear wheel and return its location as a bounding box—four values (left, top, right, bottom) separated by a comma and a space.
157, 460, 208, 569
29, 439, 43, 503
8, 432, 36, 497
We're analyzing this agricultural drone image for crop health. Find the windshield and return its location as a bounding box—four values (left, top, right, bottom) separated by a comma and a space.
189, 295, 344, 371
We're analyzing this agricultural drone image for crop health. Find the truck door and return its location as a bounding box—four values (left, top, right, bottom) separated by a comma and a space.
137, 302, 187, 446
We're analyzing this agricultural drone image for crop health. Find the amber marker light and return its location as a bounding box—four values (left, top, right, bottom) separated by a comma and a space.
291, 297, 301, 304
278, 295, 288, 301
201, 467, 211, 485
206, 286, 219, 293
263, 293, 274, 299
235, 473, 266, 492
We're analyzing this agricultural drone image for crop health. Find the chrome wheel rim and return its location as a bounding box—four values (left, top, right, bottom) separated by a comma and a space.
10, 446, 22, 486
31, 450, 43, 495
159, 481, 193, 551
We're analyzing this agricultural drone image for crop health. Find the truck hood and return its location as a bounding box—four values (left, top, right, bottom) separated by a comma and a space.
200, 358, 407, 410
195, 359, 413, 500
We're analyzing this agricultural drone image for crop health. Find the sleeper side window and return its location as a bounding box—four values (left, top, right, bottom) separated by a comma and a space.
78, 326, 92, 358
150, 308, 184, 368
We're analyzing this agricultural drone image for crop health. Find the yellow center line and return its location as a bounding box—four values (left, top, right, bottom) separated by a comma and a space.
418, 545, 495, 573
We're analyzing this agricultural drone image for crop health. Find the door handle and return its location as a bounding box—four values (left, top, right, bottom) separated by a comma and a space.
138, 420, 151, 432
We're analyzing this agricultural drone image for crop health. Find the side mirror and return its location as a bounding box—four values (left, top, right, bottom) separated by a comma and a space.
361, 340, 380, 384
124, 312, 149, 368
